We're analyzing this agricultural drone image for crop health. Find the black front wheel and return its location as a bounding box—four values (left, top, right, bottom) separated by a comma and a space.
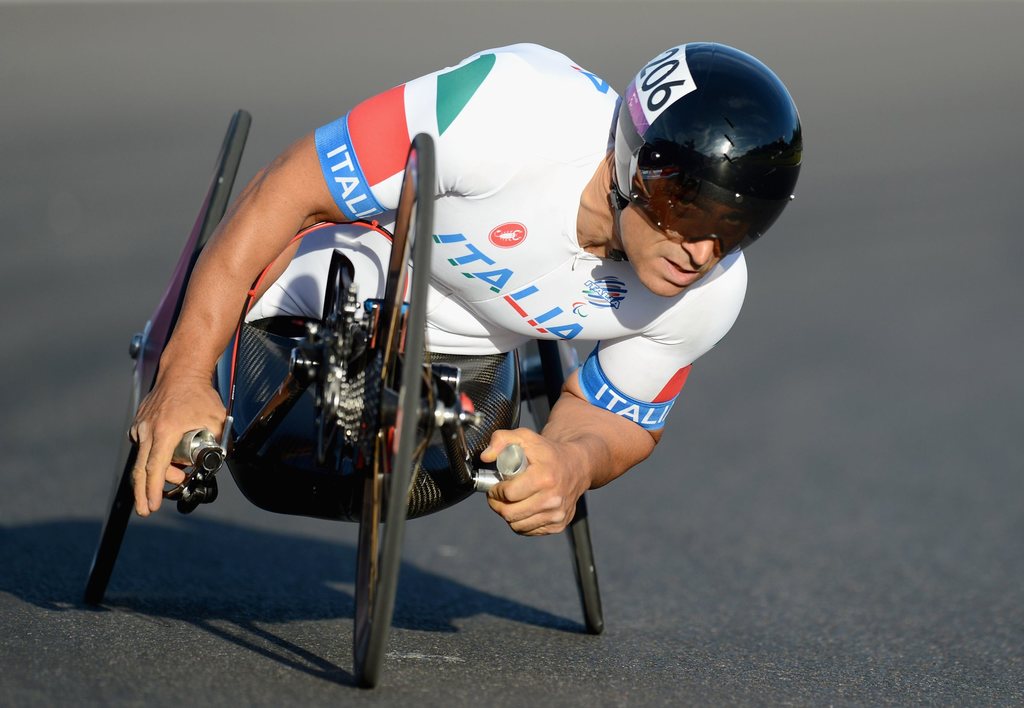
353, 134, 436, 688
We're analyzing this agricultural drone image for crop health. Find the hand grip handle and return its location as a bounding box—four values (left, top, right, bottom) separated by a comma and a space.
474, 443, 528, 493
171, 428, 225, 473
496, 443, 527, 479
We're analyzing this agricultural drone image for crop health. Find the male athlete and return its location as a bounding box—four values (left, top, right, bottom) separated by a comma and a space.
129, 43, 802, 535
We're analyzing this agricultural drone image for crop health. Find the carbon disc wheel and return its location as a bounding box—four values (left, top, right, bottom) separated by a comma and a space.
353, 134, 436, 688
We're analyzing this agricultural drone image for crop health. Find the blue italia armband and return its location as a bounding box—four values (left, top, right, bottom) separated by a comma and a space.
577, 349, 675, 431
314, 116, 385, 220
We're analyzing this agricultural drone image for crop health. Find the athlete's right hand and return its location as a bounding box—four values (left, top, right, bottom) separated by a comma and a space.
129, 370, 226, 517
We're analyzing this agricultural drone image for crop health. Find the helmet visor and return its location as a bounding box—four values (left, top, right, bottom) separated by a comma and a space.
629, 143, 794, 253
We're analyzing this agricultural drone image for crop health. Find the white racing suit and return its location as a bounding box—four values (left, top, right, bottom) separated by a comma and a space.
249, 43, 747, 432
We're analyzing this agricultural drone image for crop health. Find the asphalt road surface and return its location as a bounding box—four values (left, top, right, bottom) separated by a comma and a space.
2, 1, 1023, 705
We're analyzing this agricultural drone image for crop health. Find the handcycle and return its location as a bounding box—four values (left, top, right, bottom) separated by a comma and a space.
83, 111, 603, 688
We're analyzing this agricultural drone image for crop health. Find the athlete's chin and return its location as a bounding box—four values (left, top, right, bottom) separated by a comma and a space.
656, 281, 687, 297
637, 271, 689, 297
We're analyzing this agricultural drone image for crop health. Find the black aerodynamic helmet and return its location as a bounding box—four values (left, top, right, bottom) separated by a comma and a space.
614, 42, 803, 253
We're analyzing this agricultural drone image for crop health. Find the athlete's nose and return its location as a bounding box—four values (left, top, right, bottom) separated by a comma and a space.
680, 238, 716, 269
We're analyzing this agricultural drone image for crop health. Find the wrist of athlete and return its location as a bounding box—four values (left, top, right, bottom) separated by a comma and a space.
155, 341, 221, 387
155, 306, 241, 386
541, 433, 607, 492
541, 408, 657, 490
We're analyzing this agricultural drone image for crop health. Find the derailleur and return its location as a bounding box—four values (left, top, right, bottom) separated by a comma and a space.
289, 251, 482, 471
289, 252, 370, 466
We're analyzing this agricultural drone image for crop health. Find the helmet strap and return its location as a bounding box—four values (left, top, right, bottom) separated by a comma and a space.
607, 190, 629, 261
611, 187, 630, 212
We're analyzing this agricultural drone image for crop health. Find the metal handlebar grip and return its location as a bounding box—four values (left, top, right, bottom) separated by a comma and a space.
171, 428, 225, 473
474, 443, 528, 493
497, 444, 527, 478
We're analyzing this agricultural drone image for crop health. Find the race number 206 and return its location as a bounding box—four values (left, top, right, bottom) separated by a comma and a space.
635, 46, 697, 123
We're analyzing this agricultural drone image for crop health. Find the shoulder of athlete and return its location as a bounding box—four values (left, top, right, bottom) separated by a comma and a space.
434, 44, 618, 145
646, 249, 749, 345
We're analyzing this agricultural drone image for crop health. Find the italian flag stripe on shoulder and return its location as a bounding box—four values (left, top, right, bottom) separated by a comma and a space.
436, 54, 496, 135
347, 84, 410, 186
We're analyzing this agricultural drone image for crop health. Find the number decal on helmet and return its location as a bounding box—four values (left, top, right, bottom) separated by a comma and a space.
640, 46, 680, 74
632, 45, 696, 130
640, 48, 685, 111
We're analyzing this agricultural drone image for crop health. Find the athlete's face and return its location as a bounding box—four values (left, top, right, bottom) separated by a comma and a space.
619, 198, 746, 297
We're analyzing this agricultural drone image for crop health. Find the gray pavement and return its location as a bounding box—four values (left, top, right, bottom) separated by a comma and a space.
2, 1, 1023, 705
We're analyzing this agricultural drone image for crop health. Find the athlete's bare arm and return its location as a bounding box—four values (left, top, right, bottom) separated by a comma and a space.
482, 369, 661, 535
130, 134, 343, 517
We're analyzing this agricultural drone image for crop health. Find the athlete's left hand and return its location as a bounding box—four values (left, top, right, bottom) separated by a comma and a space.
481, 428, 591, 536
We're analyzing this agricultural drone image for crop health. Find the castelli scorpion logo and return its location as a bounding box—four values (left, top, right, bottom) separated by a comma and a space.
488, 222, 527, 248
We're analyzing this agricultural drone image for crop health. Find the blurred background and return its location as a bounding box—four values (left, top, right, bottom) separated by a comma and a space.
2, 1, 1022, 704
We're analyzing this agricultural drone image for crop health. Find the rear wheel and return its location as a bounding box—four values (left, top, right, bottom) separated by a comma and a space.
353, 134, 436, 688
525, 340, 604, 635
83, 110, 251, 605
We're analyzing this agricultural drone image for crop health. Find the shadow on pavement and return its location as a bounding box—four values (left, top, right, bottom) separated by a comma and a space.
0, 516, 581, 684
